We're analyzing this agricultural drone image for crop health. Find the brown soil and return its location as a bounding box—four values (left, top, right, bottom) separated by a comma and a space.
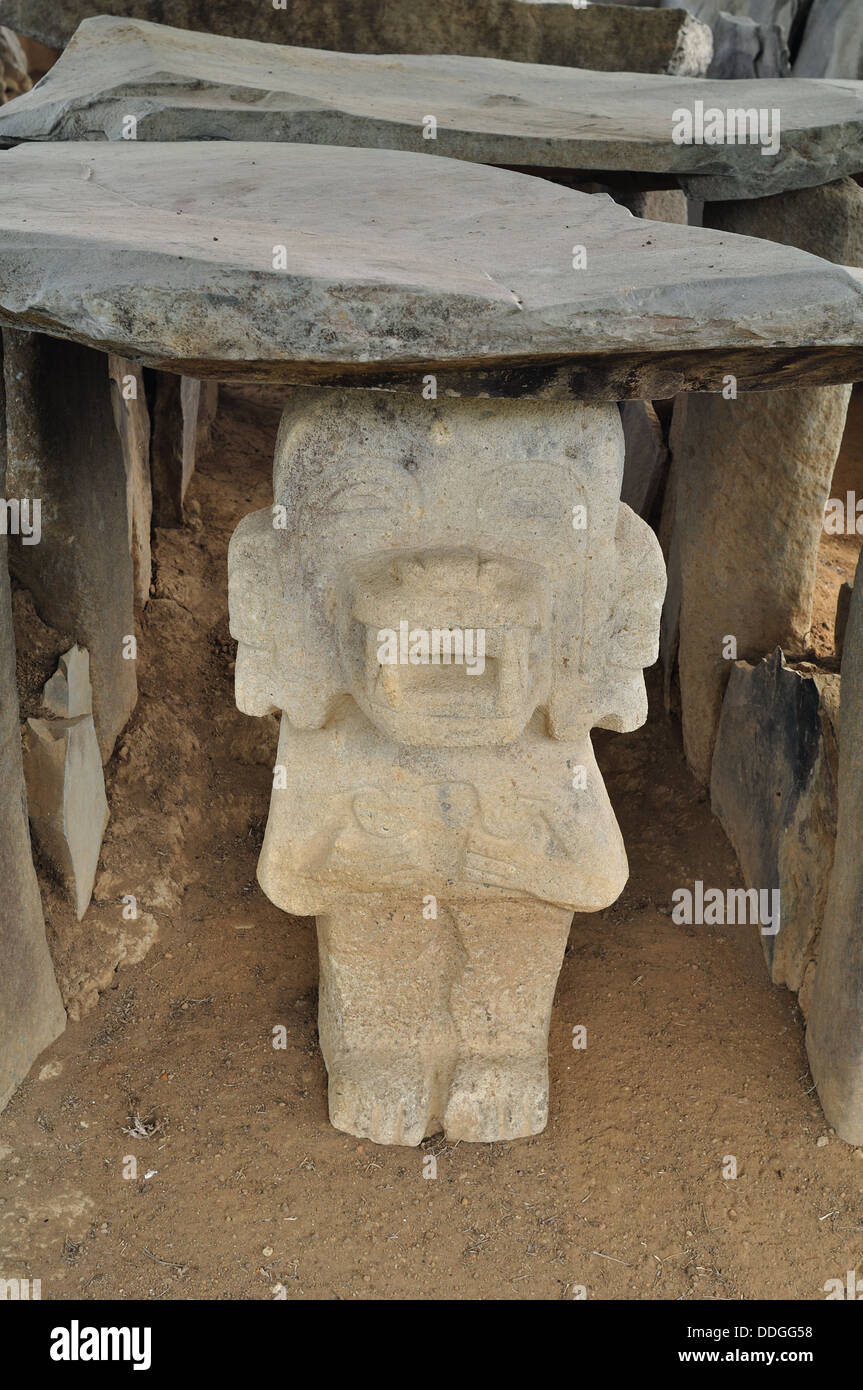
2, 385, 863, 1303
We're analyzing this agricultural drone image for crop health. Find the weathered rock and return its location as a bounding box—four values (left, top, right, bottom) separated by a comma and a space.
0, 24, 30, 101
149, 373, 217, 527
709, 12, 789, 78
710, 649, 838, 1000
621, 400, 670, 520
1, 144, 863, 399
43, 642, 91, 718
615, 189, 689, 224
795, 0, 863, 80
229, 388, 666, 1143
3, 329, 137, 761
0, 1, 712, 74
0, 333, 65, 1113
835, 580, 853, 659
669, 177, 863, 782
807, 548, 863, 1143
2, 17, 862, 204
108, 356, 151, 609
662, 0, 811, 51
23, 644, 109, 920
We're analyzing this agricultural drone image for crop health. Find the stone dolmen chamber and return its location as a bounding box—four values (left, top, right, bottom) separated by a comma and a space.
4, 20, 862, 812
2, 141, 863, 1142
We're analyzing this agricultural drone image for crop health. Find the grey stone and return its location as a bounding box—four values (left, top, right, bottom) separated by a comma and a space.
108, 356, 151, 610
621, 400, 670, 519
3, 17, 863, 204
669, 178, 863, 782
4, 329, 137, 761
709, 12, 789, 78
835, 580, 853, 659
807, 547, 863, 1144
614, 189, 689, 224
43, 642, 91, 718
795, 0, 863, 80
710, 649, 838, 1000
23, 646, 109, 921
0, 332, 65, 1113
1, 144, 863, 400
0, 1, 712, 75
150, 373, 217, 527
662, 0, 811, 52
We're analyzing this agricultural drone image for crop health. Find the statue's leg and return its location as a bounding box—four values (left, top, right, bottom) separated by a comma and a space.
443, 899, 572, 1142
316, 895, 459, 1146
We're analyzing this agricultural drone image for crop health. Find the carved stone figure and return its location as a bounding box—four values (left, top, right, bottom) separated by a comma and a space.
229, 388, 665, 1143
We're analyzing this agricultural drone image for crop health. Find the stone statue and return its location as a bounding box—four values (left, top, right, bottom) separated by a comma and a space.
230, 387, 665, 1143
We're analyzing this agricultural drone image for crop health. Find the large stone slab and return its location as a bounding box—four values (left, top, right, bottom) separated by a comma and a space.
1, 143, 863, 399
807, 547, 863, 1144
710, 650, 839, 1006
2, 17, 862, 203
4, 330, 137, 761
0, 1, 711, 74
0, 333, 65, 1112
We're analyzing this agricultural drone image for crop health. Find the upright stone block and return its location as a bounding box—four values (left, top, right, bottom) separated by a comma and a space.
149, 372, 216, 527
108, 355, 152, 610
807, 547, 863, 1143
710, 649, 839, 1003
4, 330, 137, 761
0, 335, 65, 1112
229, 389, 665, 1144
669, 178, 863, 782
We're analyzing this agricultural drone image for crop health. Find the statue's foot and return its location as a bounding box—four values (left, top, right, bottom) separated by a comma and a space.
327, 1056, 434, 1147
443, 1056, 549, 1142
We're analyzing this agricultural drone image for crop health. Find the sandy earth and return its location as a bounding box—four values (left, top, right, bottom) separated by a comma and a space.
2, 384, 862, 1302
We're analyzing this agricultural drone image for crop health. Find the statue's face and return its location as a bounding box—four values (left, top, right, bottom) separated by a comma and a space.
290, 429, 597, 747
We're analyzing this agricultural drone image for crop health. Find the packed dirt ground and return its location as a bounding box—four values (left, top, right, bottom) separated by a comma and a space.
2, 384, 862, 1301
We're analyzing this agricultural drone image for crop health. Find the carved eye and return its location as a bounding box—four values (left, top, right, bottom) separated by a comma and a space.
477, 464, 575, 525
505, 494, 569, 522
323, 481, 397, 516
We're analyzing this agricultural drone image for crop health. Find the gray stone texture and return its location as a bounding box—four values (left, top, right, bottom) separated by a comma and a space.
2, 18, 862, 204
24, 645, 109, 921
710, 650, 838, 1005
4, 330, 137, 761
108, 356, 151, 609
149, 372, 217, 527
0, 1, 712, 74
669, 178, 863, 783
795, 0, 863, 79
0, 333, 65, 1113
807, 547, 863, 1144
1, 145, 863, 399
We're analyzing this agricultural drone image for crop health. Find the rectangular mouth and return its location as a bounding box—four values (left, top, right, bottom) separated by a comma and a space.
365, 622, 537, 720
376, 653, 500, 716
